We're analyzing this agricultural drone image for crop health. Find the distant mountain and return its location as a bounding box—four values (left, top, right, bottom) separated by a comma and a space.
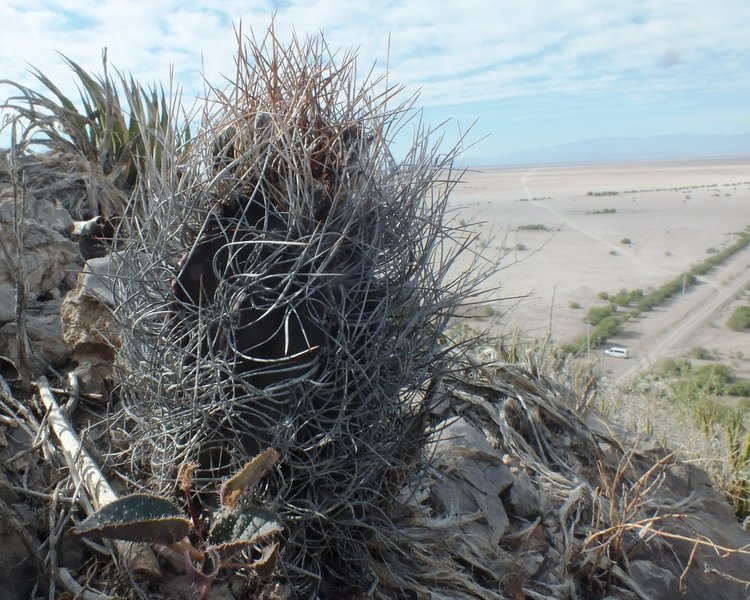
480, 133, 750, 167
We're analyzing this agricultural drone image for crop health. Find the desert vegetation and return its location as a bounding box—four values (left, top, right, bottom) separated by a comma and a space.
728, 304, 750, 331
562, 232, 750, 355
0, 26, 749, 600
624, 355, 750, 518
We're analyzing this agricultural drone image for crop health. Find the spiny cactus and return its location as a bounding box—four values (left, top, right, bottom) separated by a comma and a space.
108, 28, 486, 596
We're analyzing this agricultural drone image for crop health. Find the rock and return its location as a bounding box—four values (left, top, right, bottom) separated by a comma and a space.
430, 417, 513, 550
0, 284, 14, 323
0, 314, 68, 369
625, 446, 750, 600
69, 361, 109, 399
628, 560, 678, 599
60, 276, 120, 365
0, 189, 77, 300
505, 469, 542, 519
77, 254, 119, 306
431, 415, 502, 463
0, 505, 37, 600
0, 470, 19, 504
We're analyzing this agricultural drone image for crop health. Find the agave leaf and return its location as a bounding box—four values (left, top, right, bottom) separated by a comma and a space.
73, 494, 191, 545
207, 507, 282, 557
220, 448, 279, 509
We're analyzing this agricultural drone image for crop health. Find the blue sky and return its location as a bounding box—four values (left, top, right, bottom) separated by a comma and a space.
1, 0, 749, 162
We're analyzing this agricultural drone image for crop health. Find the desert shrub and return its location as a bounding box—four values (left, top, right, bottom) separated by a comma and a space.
727, 381, 750, 397
483, 305, 498, 317
727, 305, 750, 331
515, 242, 527, 251
612, 289, 632, 307
569, 301, 581, 309
598, 291, 609, 300
589, 315, 622, 347
688, 364, 733, 395
518, 224, 548, 231
585, 304, 616, 326
620, 237, 632, 245
690, 347, 712, 360
628, 289, 644, 302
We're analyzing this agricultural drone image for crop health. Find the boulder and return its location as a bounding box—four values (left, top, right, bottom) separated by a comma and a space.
0, 189, 77, 301
430, 417, 514, 550
0, 314, 68, 369
60, 256, 121, 394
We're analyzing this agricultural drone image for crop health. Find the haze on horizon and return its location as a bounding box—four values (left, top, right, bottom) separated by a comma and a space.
1, 0, 749, 164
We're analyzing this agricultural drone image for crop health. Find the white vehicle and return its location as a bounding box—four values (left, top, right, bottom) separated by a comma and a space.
604, 346, 629, 359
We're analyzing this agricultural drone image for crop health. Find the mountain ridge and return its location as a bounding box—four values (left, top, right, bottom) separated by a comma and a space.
475, 133, 750, 167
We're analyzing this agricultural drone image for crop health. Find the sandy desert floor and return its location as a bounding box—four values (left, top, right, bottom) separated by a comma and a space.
448, 158, 750, 375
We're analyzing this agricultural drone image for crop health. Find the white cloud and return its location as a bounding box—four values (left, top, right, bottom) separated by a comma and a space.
1, 0, 749, 154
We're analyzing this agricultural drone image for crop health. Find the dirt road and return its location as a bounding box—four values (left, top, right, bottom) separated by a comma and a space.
605, 244, 750, 382
517, 167, 750, 383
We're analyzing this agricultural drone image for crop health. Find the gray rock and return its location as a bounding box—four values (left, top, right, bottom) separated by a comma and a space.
0, 314, 68, 369
0, 284, 14, 323
79, 254, 119, 306
0, 505, 37, 600
628, 560, 678, 598
0, 189, 77, 300
506, 469, 542, 519
0, 470, 19, 504
430, 417, 513, 549
431, 416, 503, 463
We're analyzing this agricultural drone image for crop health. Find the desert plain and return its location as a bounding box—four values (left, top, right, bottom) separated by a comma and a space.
448, 158, 750, 380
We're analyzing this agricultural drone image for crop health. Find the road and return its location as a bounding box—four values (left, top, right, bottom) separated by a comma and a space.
613, 249, 750, 382
521, 168, 750, 383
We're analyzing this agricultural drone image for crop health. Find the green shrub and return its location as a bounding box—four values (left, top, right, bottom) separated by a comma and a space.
727, 305, 750, 331
612, 289, 632, 307
590, 315, 622, 346
585, 304, 616, 326
727, 381, 750, 397
515, 243, 527, 251
689, 347, 712, 360
569, 301, 581, 309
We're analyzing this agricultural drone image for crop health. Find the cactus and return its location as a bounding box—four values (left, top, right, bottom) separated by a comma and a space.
105, 27, 487, 596
74, 449, 282, 600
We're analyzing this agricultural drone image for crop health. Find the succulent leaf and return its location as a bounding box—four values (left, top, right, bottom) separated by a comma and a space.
208, 507, 282, 556
74, 494, 191, 544
249, 541, 281, 578
220, 448, 279, 509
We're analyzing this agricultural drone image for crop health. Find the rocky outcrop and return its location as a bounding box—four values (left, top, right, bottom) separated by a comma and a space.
60, 256, 121, 396
0, 187, 79, 375
0, 188, 77, 304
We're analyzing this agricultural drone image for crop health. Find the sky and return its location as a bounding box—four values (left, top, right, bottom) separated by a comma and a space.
1, 0, 749, 163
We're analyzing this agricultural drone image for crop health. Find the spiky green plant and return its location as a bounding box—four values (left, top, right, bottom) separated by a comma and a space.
1, 52, 190, 218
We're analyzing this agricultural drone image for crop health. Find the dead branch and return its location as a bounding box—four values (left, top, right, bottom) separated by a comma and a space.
36, 376, 161, 581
